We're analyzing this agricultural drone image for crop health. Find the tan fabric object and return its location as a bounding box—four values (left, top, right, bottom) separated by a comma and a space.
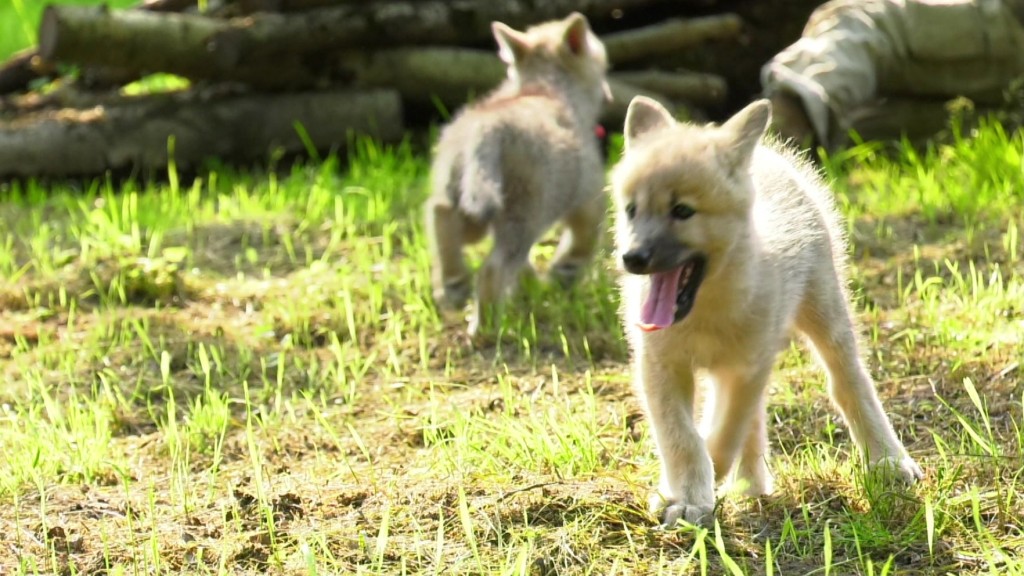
762, 0, 1024, 147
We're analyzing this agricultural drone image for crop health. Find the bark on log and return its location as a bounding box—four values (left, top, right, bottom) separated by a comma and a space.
602, 14, 743, 65
337, 48, 683, 127
227, 0, 374, 12
225, 0, 677, 24
212, 0, 696, 62
39, 5, 326, 88
338, 48, 504, 109
0, 88, 402, 178
610, 70, 727, 107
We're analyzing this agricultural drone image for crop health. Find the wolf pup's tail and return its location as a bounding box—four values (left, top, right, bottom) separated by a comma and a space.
457, 138, 504, 222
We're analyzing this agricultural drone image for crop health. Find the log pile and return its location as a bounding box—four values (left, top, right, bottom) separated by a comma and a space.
0, 0, 822, 178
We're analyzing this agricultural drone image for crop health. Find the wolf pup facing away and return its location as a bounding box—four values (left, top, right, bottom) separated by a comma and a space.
612, 96, 923, 527
425, 12, 609, 335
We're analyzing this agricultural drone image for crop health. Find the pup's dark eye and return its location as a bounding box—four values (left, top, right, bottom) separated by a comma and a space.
671, 203, 696, 220
625, 202, 637, 220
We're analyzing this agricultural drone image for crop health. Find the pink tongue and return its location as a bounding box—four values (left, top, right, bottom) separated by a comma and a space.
639, 267, 683, 330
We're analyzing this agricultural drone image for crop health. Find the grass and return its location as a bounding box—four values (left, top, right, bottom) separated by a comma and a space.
2, 3, 1023, 575
0, 123, 1021, 575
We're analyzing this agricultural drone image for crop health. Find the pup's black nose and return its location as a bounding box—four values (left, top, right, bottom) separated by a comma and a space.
622, 249, 652, 273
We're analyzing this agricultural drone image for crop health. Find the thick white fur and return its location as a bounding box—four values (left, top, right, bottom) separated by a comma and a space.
612, 97, 923, 527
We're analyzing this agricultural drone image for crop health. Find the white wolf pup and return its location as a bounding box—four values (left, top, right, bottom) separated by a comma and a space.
612, 96, 923, 526
425, 12, 609, 335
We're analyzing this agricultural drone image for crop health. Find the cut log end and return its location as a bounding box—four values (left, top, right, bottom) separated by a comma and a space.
37, 6, 62, 62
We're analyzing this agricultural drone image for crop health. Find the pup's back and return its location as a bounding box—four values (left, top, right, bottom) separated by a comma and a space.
749, 142, 850, 305
432, 94, 588, 225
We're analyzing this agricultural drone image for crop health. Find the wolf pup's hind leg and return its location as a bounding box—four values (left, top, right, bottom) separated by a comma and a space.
796, 275, 923, 483
549, 185, 606, 288
426, 198, 474, 310
733, 394, 774, 496
470, 223, 537, 336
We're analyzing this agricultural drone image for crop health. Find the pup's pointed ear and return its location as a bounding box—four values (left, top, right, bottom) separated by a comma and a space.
493, 21, 530, 64
719, 99, 771, 171
563, 12, 590, 55
624, 96, 675, 149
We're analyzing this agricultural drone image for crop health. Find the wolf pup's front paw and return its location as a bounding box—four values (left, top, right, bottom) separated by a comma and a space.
649, 492, 714, 528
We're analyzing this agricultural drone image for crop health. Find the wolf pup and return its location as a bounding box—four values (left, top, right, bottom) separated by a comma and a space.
612, 96, 923, 526
425, 12, 610, 335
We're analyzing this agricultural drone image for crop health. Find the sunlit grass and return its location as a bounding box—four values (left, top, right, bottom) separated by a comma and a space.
0, 119, 1020, 573
2, 7, 1023, 564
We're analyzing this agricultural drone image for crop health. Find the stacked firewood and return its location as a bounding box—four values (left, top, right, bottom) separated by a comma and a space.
0, 0, 820, 178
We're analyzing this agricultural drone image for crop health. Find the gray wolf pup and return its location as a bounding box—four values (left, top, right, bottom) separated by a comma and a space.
612, 96, 923, 526
425, 12, 609, 335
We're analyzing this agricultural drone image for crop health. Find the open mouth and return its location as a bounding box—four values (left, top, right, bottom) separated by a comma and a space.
637, 255, 706, 332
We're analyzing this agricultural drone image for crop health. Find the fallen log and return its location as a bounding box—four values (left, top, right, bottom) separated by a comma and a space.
338, 47, 684, 126
37, 0, 699, 90
0, 0, 198, 96
338, 48, 504, 110
38, 5, 325, 89
610, 70, 727, 107
602, 14, 743, 65
0, 88, 402, 178
222, 0, 676, 24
